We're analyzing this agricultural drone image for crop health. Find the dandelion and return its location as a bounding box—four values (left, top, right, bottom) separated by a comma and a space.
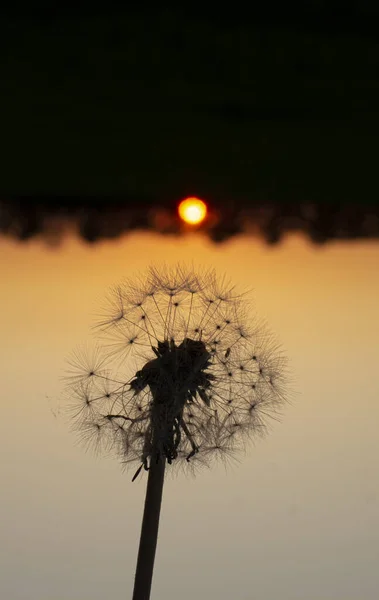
62, 264, 289, 600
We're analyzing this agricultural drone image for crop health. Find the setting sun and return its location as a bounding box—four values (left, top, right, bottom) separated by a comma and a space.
178, 197, 207, 225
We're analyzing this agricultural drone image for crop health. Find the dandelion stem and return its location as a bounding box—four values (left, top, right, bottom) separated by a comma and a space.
132, 453, 166, 600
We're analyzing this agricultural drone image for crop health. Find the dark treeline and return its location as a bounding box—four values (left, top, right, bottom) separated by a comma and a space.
1, 5, 378, 230
1, 198, 378, 245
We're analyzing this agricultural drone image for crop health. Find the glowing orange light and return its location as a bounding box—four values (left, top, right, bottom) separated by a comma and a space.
178, 197, 207, 225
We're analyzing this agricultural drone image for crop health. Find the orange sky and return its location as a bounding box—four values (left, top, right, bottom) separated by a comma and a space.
1, 232, 378, 600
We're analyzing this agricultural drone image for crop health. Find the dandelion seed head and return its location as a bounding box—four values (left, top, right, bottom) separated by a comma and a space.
63, 265, 289, 477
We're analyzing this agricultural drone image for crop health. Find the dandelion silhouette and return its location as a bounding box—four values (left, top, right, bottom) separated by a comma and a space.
63, 265, 288, 600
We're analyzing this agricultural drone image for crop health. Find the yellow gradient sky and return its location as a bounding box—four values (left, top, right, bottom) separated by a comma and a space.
1, 231, 378, 600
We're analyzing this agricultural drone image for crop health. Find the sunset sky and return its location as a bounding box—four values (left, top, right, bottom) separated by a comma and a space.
1, 231, 378, 600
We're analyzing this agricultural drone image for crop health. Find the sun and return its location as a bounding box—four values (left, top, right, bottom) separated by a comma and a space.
178, 197, 208, 225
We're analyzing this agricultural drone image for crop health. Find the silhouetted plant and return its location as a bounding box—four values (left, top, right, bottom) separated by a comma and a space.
63, 264, 289, 600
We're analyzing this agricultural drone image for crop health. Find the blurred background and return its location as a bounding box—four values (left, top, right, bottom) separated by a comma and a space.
1, 3, 378, 600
